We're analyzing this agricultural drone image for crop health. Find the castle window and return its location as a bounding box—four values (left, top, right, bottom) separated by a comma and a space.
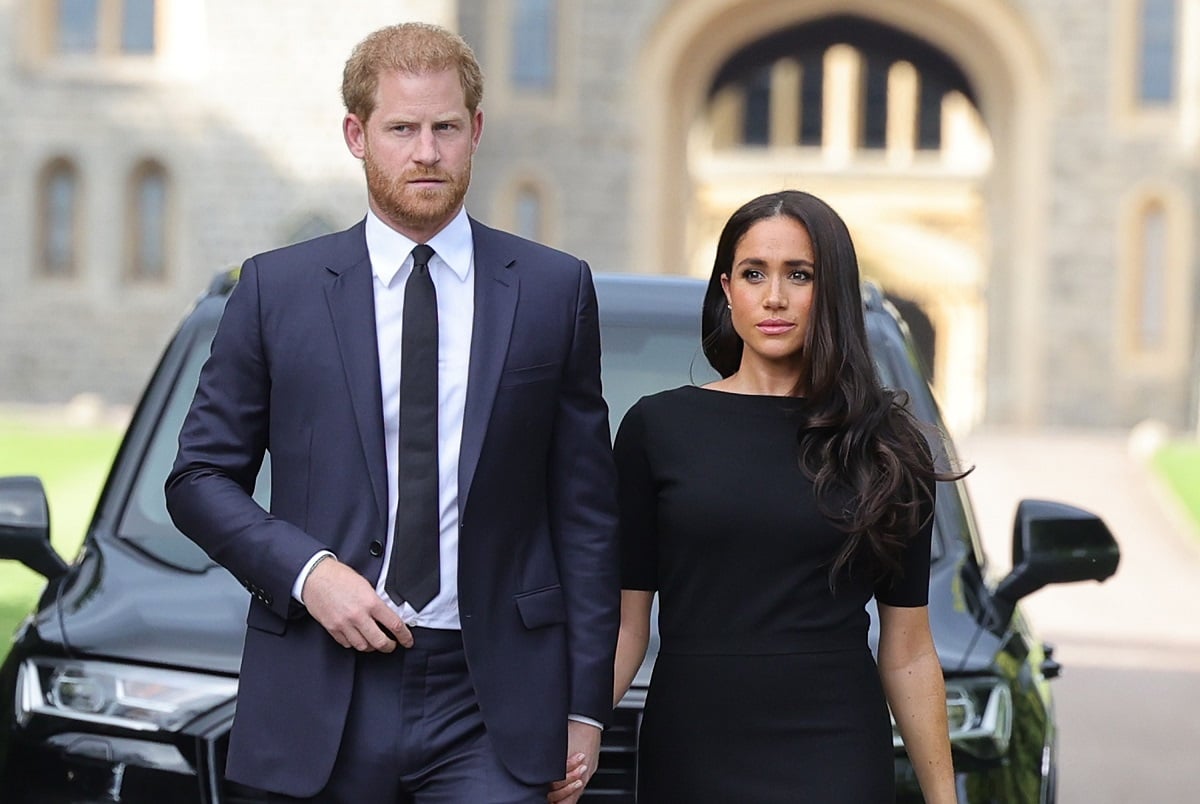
514, 185, 543, 241
126, 160, 168, 282
861, 55, 890, 150
1135, 202, 1167, 350
121, 0, 156, 53
742, 65, 772, 146
798, 52, 824, 146
57, 0, 99, 52
52, 0, 157, 56
917, 75, 944, 150
38, 158, 81, 278
1117, 189, 1194, 375
511, 0, 556, 91
1138, 0, 1176, 103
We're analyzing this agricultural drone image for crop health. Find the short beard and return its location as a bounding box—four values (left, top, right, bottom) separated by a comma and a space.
363, 146, 471, 236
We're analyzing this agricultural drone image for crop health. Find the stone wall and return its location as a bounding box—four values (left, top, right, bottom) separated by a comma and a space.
0, 0, 1196, 429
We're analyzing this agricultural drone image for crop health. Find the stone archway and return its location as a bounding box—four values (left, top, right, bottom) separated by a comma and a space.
632, 0, 1053, 427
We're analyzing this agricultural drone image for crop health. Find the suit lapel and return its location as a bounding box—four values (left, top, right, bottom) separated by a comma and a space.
460, 219, 518, 515
323, 222, 389, 529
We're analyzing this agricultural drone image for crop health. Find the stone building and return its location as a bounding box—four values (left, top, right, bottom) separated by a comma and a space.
1, 0, 1197, 433
0, 0, 450, 406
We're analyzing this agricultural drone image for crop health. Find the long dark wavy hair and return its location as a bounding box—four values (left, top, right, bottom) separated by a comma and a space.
701, 190, 957, 585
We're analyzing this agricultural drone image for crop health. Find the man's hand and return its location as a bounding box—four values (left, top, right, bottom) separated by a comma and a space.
547, 721, 602, 803
302, 558, 412, 650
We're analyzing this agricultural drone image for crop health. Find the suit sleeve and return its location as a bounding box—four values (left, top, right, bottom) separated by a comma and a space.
164, 258, 328, 619
547, 260, 620, 726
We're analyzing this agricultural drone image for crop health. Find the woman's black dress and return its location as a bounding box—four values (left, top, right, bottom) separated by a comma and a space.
614, 386, 933, 804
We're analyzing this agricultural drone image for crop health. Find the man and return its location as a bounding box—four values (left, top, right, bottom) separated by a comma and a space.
166, 22, 618, 803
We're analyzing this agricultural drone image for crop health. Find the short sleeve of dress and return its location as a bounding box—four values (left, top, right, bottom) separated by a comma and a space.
874, 479, 936, 607
614, 400, 658, 591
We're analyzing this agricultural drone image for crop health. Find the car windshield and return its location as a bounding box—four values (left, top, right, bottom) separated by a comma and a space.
599, 323, 720, 435
115, 289, 951, 568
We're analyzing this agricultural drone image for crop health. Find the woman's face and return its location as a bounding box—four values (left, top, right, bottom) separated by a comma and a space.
720, 215, 815, 373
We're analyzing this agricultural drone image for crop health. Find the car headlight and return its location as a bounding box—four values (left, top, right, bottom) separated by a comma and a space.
17, 658, 237, 732
892, 677, 1013, 759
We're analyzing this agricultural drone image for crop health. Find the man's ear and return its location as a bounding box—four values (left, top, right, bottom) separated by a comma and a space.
344, 114, 367, 159
470, 108, 484, 153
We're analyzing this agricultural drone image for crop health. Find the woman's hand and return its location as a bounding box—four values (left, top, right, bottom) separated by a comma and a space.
547, 722, 601, 803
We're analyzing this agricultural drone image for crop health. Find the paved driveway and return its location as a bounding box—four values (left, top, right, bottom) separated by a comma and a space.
961, 427, 1200, 803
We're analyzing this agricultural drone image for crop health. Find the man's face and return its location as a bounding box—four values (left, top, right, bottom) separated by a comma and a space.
343, 68, 483, 241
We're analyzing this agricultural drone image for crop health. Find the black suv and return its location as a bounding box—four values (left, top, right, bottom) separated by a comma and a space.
0, 271, 1119, 802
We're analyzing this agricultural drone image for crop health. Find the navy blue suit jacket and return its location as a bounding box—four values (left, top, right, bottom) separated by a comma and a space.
165, 218, 619, 796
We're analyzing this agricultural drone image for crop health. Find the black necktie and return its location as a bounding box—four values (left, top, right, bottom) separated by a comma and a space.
386, 244, 440, 611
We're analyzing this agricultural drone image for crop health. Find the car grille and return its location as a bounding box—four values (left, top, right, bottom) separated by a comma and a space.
583, 704, 641, 801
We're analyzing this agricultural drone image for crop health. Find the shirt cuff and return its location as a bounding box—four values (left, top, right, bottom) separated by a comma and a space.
567, 714, 604, 730
293, 551, 335, 605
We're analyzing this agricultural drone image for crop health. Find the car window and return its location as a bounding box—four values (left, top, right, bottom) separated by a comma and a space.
867, 310, 981, 565
600, 323, 720, 435
116, 319, 270, 571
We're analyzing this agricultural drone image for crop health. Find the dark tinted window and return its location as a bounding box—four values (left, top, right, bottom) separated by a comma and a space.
867, 310, 978, 564
117, 319, 270, 570
600, 324, 719, 436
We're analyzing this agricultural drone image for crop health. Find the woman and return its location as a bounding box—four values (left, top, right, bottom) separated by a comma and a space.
611, 191, 958, 802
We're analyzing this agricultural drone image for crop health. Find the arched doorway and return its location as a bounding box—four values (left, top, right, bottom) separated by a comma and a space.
633, 0, 1053, 429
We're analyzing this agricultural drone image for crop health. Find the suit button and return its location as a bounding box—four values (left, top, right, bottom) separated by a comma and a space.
369, 540, 384, 557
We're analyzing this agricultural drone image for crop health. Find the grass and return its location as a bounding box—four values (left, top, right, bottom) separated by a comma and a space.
0, 417, 123, 653
1151, 439, 1200, 541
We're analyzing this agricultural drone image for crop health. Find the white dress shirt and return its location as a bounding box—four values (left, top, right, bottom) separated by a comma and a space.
370, 206, 474, 629
294, 206, 474, 631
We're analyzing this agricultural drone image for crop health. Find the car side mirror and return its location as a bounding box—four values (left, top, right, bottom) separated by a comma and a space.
0, 476, 68, 579
992, 499, 1120, 622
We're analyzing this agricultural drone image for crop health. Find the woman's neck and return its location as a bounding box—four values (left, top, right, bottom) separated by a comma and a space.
706, 360, 804, 397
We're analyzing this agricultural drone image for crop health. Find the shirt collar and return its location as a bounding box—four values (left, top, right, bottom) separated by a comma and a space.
366, 206, 473, 285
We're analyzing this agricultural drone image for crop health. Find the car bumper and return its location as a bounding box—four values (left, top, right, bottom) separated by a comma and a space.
2, 705, 643, 803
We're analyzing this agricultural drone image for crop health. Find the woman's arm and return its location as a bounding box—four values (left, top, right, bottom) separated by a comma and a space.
877, 602, 957, 804
613, 590, 654, 706
553, 590, 654, 804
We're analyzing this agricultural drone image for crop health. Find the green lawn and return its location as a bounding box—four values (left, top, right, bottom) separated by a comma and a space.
0, 417, 123, 652
1151, 439, 1200, 541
